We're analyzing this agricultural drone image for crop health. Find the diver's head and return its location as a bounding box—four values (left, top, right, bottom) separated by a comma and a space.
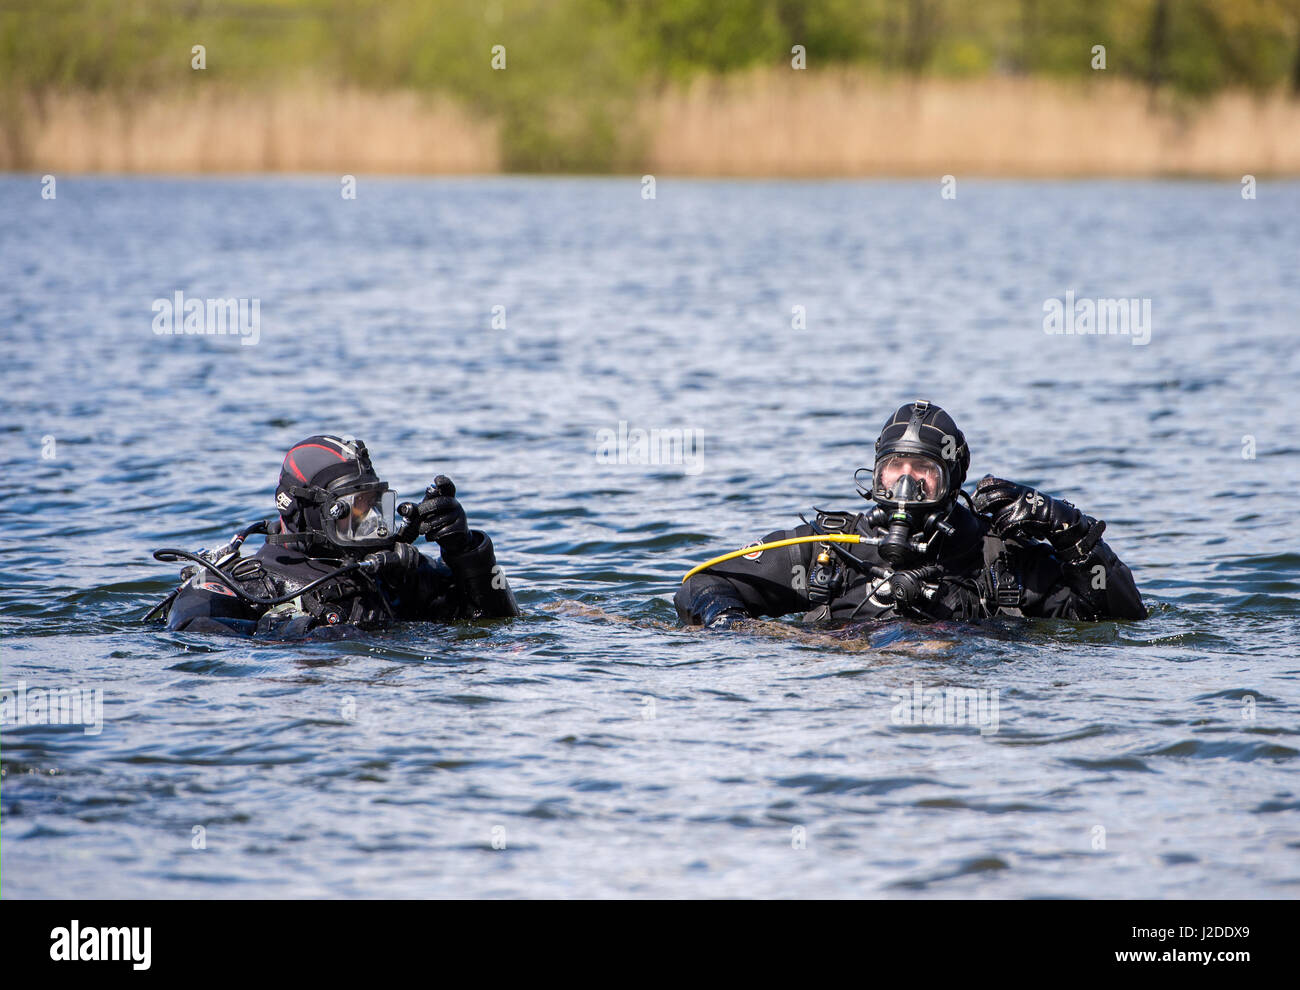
274, 436, 397, 556
859, 400, 969, 565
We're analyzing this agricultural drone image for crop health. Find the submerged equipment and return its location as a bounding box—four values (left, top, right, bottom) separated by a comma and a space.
143, 526, 403, 622
142, 519, 269, 622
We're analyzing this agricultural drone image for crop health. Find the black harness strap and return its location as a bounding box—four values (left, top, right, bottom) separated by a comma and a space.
982, 534, 1024, 617
807, 510, 854, 607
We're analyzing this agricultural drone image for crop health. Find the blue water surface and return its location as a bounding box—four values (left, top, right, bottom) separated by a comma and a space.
1, 176, 1297, 897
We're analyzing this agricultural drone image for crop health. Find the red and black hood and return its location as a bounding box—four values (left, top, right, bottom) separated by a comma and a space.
273, 436, 396, 555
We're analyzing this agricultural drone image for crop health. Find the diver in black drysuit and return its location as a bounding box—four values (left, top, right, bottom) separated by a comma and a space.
156, 435, 519, 637
675, 401, 1147, 628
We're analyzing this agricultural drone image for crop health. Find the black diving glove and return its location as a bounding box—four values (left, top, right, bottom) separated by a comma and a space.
973, 475, 1106, 564
410, 475, 471, 554
360, 541, 423, 579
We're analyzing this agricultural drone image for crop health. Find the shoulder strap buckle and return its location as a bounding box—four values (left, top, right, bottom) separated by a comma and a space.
807, 509, 855, 606
982, 534, 1023, 609
815, 510, 852, 534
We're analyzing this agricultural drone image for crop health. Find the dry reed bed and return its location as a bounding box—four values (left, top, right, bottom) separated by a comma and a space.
2, 88, 500, 174
640, 71, 1300, 176
5, 72, 1299, 176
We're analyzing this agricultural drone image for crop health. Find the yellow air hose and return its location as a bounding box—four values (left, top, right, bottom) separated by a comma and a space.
682, 534, 865, 583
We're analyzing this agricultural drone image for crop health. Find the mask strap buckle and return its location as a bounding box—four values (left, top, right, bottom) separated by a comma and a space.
901, 399, 930, 443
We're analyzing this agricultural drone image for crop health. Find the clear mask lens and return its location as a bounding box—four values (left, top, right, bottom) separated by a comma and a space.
335, 489, 396, 544
874, 454, 947, 504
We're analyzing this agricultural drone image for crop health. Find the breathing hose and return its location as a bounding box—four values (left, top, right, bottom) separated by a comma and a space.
681, 534, 867, 583
150, 548, 376, 609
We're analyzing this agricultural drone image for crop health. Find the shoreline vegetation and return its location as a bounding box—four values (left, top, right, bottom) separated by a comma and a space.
5, 74, 1299, 177
5, 0, 1300, 176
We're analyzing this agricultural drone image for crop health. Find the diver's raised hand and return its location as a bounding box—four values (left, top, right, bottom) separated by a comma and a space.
972, 476, 1031, 530
412, 475, 470, 553
974, 475, 1104, 562
973, 476, 1074, 540
360, 540, 423, 578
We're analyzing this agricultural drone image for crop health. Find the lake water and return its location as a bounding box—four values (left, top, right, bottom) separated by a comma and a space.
2, 176, 1297, 898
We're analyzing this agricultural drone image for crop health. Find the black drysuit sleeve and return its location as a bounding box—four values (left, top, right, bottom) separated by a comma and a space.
675, 525, 816, 625
1008, 537, 1147, 620
389, 531, 520, 621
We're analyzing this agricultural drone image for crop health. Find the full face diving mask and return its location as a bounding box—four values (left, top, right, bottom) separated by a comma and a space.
322, 482, 398, 552
867, 452, 954, 566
